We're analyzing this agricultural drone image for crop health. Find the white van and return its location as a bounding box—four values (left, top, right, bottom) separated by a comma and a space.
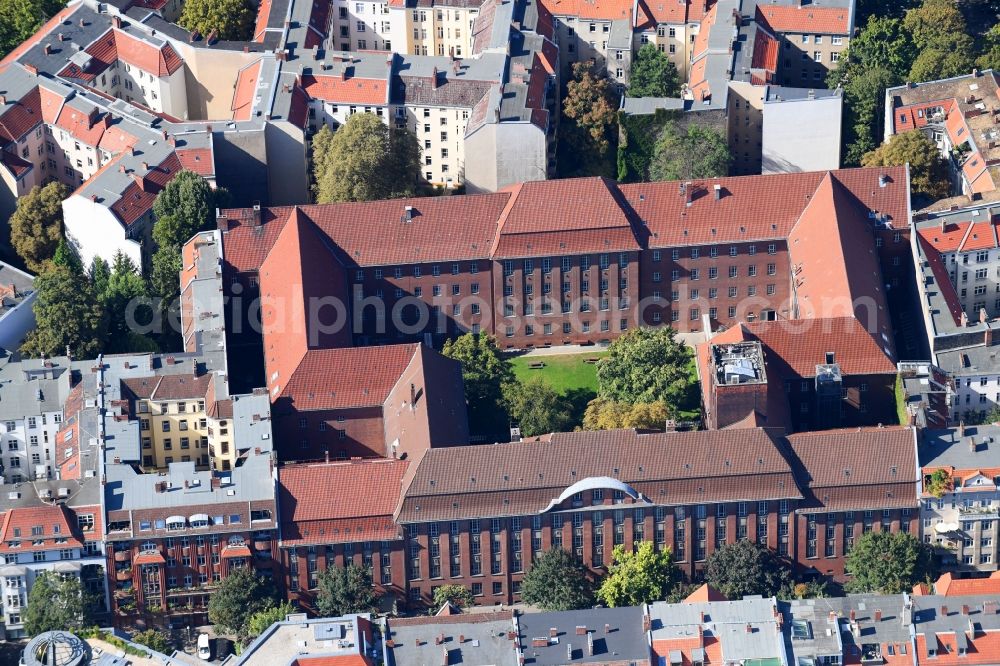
197, 633, 211, 661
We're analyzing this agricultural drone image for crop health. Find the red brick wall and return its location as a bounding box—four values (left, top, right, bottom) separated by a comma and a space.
271, 404, 388, 462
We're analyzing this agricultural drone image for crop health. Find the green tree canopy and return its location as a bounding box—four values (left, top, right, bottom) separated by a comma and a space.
10, 181, 69, 272
861, 130, 950, 200
828, 17, 915, 87
976, 24, 1000, 71
23, 571, 95, 636
207, 567, 280, 638
520, 548, 594, 611
582, 397, 669, 431
627, 43, 681, 98
903, 0, 969, 52
504, 376, 573, 437
563, 61, 618, 154
312, 114, 421, 203
21, 262, 106, 358
597, 541, 679, 607
245, 601, 295, 642
432, 584, 476, 610
596, 327, 695, 412
704, 540, 792, 600
442, 333, 514, 437
130, 629, 173, 654
99, 251, 154, 353
315, 564, 380, 617
844, 531, 936, 594
840, 65, 897, 166
178, 0, 254, 41
649, 121, 731, 181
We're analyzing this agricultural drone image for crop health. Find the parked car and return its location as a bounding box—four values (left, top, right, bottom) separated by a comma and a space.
197, 633, 211, 661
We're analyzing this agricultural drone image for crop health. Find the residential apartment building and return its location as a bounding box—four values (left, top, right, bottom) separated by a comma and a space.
0, 379, 106, 639
920, 424, 1000, 573
755, 2, 852, 88
0, 357, 73, 484
886, 70, 1000, 197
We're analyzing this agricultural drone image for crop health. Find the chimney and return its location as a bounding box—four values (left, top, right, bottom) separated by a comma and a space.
575, 626, 587, 636
24, 64, 37, 75
643, 615, 651, 632
458, 635, 464, 643
962, 311, 970, 327
532, 637, 548, 647
971, 438, 978, 453
43, 44, 51, 55
684, 181, 693, 206
340, 69, 347, 81
981, 308, 988, 324
441, 646, 447, 666
745, 624, 753, 634
79, 17, 85, 27
112, 16, 121, 28
586, 632, 594, 656
902, 601, 913, 626
325, 449, 330, 463
566, 643, 572, 661
849, 610, 856, 623
879, 174, 888, 188
0, 95, 5, 105
714, 183, 722, 201
435, 633, 444, 645
962, 605, 970, 615
986, 326, 995, 347
549, 627, 558, 637
828, 611, 837, 623
604, 623, 611, 634
432, 67, 439, 89
960, 421, 966, 437
984, 601, 998, 615
874, 609, 882, 622
941, 605, 949, 617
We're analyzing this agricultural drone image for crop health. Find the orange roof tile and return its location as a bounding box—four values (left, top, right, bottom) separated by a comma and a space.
755, 5, 850, 35
932, 571, 1000, 596
175, 148, 214, 176
539, 0, 631, 20
279, 345, 420, 410
301, 74, 389, 105
684, 583, 728, 602
0, 505, 84, 552
109, 151, 181, 227
915, 631, 1000, 666
232, 60, 263, 121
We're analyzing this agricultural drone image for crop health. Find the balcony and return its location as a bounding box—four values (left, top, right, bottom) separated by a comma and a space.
959, 506, 999, 519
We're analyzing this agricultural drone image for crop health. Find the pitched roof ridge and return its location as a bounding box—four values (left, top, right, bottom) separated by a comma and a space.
489, 183, 523, 256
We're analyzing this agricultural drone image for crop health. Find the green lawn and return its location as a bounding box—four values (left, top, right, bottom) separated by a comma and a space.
508, 352, 608, 394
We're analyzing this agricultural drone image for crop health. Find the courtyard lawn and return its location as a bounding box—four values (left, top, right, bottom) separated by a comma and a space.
507, 351, 608, 395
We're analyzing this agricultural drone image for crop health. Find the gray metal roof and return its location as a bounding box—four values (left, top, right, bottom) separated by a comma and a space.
386, 613, 519, 666
517, 607, 649, 665
620, 96, 685, 116
921, 424, 1000, 469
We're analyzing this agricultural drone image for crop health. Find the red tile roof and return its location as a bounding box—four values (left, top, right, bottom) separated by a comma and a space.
113, 29, 183, 76
0, 505, 84, 552
619, 167, 909, 247
121, 373, 212, 401
0, 87, 44, 143
751, 28, 779, 76
109, 151, 182, 227
786, 173, 893, 348
918, 234, 965, 328
0, 150, 32, 178
280, 345, 420, 410
718, 316, 895, 377
300, 74, 389, 105
755, 5, 850, 35
133, 550, 166, 565
926, 571, 1000, 597
175, 148, 214, 176
915, 631, 1000, 666
492, 177, 641, 257
278, 459, 408, 545
232, 60, 262, 121
539, 0, 631, 20
254, 0, 274, 42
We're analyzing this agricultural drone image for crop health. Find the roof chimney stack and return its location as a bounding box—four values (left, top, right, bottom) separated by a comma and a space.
432, 67, 439, 89
713, 183, 722, 201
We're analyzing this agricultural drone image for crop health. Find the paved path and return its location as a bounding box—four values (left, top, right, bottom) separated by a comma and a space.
510, 331, 707, 357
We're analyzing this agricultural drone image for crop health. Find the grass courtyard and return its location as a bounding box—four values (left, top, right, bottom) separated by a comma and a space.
507, 351, 608, 394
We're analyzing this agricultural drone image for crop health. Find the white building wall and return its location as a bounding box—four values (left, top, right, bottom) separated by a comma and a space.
761, 93, 843, 174
0, 411, 63, 484
62, 194, 142, 271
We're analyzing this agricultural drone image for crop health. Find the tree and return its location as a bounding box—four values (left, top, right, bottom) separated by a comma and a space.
596, 327, 695, 412
840, 66, 897, 166
903, 0, 969, 52
207, 568, 280, 637
909, 45, 975, 82
432, 584, 476, 610
563, 61, 618, 155
131, 629, 173, 654
178, 0, 253, 41
315, 564, 380, 617
21, 262, 106, 358
862, 131, 950, 200
520, 548, 594, 611
597, 541, 679, 607
504, 376, 573, 437
9, 181, 69, 272
0, 0, 66, 59
312, 114, 421, 203
924, 469, 952, 498
582, 397, 670, 431
23, 571, 94, 636
100, 252, 154, 352
245, 601, 294, 641
649, 121, 731, 181
704, 540, 792, 600
845, 531, 936, 594
442, 333, 514, 437
976, 24, 1000, 71
827, 17, 914, 88
627, 43, 680, 98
